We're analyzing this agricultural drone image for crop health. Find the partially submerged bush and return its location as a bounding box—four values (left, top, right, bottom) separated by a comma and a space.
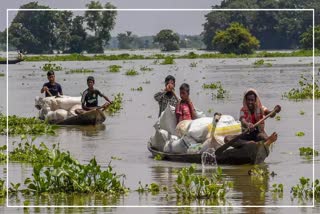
108, 65, 122, 73
125, 68, 139, 76
41, 63, 62, 71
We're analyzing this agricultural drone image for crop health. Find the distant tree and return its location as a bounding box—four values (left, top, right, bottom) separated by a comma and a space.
212, 22, 260, 54
202, 0, 317, 50
69, 16, 87, 53
117, 31, 134, 49
154, 29, 180, 51
9, 2, 57, 53
85, 1, 117, 53
299, 25, 320, 50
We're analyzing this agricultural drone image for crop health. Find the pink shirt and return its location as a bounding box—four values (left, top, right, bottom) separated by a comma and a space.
176, 102, 192, 123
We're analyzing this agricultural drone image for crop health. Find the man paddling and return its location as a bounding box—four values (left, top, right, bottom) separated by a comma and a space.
239, 88, 281, 141
41, 71, 63, 97
77, 76, 112, 113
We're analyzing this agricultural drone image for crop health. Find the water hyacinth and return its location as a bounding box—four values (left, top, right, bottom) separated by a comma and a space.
41, 63, 62, 71
0, 114, 57, 136
173, 165, 233, 201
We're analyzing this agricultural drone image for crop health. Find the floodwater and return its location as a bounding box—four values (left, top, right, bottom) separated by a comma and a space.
0, 53, 320, 213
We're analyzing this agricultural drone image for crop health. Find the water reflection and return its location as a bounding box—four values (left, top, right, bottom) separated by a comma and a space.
62, 124, 106, 137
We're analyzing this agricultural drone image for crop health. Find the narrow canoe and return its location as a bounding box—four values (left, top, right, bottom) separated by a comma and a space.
147, 141, 269, 165
0, 59, 24, 64
52, 109, 106, 125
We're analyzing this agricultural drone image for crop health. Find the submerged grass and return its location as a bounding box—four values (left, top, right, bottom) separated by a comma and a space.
0, 114, 57, 136
20, 50, 319, 62
41, 63, 62, 71
66, 68, 94, 74
108, 65, 122, 73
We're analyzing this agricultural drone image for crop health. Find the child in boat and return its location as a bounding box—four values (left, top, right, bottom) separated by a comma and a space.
239, 88, 281, 141
78, 76, 112, 112
41, 71, 63, 97
175, 83, 196, 124
154, 75, 179, 117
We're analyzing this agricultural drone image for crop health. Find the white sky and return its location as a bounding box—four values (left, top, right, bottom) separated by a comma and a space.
2, 0, 221, 36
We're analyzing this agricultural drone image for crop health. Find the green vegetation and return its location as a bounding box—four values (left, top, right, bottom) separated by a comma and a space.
154, 154, 163, 161
131, 86, 143, 91
300, 25, 320, 50
106, 93, 123, 115
125, 68, 139, 76
299, 147, 319, 157
299, 110, 305, 115
173, 165, 233, 201
140, 66, 153, 72
213, 22, 259, 54
253, 59, 272, 68
41, 63, 62, 71
202, 1, 317, 50
295, 132, 305, 137
203, 82, 221, 89
275, 115, 281, 121
160, 56, 175, 65
291, 177, 319, 201
0, 73, 4, 77
66, 68, 94, 74
14, 49, 318, 62
0, 145, 6, 162
0, 179, 6, 198
9, 136, 53, 164
108, 65, 122, 73
203, 82, 229, 99
154, 29, 180, 51
0, 114, 57, 136
189, 62, 197, 67
283, 75, 320, 100
271, 183, 283, 194
6, 1, 116, 54
136, 182, 160, 195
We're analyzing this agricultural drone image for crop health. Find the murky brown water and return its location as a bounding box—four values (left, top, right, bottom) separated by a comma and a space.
0, 53, 320, 213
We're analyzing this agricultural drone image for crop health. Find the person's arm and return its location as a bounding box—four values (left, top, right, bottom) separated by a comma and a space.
41, 84, 48, 94
187, 99, 197, 120
175, 101, 181, 123
58, 84, 63, 96
154, 91, 165, 102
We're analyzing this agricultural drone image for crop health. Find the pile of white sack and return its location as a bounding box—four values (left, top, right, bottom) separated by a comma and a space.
35, 96, 82, 122
150, 105, 241, 154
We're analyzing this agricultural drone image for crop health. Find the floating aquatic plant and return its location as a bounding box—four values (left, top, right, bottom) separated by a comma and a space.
106, 93, 123, 115
108, 65, 122, 73
125, 68, 139, 76
66, 68, 94, 74
41, 63, 62, 71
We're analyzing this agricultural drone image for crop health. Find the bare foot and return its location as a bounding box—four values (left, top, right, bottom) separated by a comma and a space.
264, 132, 278, 146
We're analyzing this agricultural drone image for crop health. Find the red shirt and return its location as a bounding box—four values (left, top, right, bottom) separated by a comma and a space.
176, 102, 192, 123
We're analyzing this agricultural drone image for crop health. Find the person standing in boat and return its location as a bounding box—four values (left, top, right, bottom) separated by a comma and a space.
79, 76, 113, 112
154, 75, 179, 117
175, 83, 196, 124
41, 71, 63, 97
239, 88, 281, 141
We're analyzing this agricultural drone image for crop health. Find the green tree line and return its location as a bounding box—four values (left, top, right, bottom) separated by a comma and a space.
0, 1, 117, 54
202, 0, 319, 50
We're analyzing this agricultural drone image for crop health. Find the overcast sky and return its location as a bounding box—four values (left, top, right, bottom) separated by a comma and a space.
2, 0, 221, 36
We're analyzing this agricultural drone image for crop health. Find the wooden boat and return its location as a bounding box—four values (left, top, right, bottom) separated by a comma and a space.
0, 59, 24, 64
52, 109, 106, 125
147, 141, 270, 165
